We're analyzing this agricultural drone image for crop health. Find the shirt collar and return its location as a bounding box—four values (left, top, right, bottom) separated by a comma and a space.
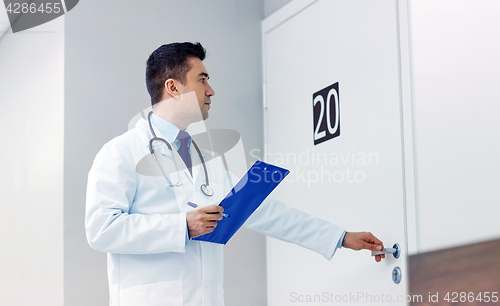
150, 114, 191, 150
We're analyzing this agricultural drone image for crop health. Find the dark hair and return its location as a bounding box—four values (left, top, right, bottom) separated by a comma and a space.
146, 42, 206, 105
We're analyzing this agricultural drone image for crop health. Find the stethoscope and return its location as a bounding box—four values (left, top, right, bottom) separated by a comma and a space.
147, 111, 214, 197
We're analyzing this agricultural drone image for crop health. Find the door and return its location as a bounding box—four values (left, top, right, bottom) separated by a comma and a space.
262, 0, 415, 305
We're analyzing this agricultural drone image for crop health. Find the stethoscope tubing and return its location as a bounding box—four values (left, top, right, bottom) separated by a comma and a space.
147, 111, 213, 197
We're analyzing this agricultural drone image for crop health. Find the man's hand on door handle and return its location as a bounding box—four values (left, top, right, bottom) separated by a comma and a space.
342, 232, 386, 262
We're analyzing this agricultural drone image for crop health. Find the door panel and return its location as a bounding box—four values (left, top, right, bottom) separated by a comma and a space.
263, 0, 410, 304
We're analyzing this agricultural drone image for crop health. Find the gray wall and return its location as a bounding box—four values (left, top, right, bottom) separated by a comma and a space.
0, 17, 64, 306
65, 1, 266, 305
265, 0, 293, 17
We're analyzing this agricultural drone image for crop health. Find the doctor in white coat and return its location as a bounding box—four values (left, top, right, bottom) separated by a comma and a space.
85, 42, 386, 306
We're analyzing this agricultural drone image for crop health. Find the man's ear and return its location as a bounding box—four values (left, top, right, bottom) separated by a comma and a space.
164, 79, 180, 97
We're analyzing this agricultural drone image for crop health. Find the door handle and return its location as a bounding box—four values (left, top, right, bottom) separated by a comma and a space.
371, 243, 400, 259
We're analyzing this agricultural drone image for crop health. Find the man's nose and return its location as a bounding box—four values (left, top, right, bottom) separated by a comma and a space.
206, 84, 215, 97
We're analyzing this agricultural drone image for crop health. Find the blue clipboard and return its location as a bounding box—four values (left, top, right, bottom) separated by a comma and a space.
193, 161, 290, 244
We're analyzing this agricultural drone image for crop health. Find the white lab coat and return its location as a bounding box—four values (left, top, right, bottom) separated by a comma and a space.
85, 118, 344, 306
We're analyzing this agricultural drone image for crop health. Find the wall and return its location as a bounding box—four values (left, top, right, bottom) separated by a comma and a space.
409, 0, 500, 252
0, 16, 64, 306
265, 0, 293, 17
64, 1, 266, 305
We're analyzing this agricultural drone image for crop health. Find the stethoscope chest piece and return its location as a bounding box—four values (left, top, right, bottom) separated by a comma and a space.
201, 184, 214, 197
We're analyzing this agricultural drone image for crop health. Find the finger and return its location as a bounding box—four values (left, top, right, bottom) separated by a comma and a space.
205, 212, 223, 221
361, 240, 383, 252
362, 232, 384, 247
202, 205, 224, 213
199, 205, 218, 213
362, 233, 384, 251
375, 255, 382, 262
206, 220, 218, 228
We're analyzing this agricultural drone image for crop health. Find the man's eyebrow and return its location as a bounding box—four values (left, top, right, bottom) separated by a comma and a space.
198, 72, 210, 79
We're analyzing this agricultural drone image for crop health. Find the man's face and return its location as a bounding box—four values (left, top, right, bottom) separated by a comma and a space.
178, 57, 215, 120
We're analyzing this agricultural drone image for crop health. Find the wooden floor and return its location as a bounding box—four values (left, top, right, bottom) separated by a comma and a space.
409, 239, 500, 306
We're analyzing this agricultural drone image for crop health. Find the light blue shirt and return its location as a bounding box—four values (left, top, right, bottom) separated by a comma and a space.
151, 114, 192, 244
151, 114, 346, 253
337, 231, 346, 250
151, 113, 191, 151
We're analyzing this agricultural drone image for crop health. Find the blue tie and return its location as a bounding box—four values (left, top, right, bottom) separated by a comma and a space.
177, 130, 192, 175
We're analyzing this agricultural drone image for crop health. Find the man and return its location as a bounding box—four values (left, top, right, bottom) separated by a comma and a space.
85, 42, 385, 306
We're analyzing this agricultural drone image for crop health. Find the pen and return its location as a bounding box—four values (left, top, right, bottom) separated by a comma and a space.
187, 202, 230, 218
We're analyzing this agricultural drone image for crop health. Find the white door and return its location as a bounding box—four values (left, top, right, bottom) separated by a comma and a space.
262, 0, 416, 305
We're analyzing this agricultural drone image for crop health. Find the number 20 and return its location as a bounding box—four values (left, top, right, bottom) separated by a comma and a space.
314, 87, 339, 142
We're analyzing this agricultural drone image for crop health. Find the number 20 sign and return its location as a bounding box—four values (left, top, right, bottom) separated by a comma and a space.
313, 82, 340, 145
